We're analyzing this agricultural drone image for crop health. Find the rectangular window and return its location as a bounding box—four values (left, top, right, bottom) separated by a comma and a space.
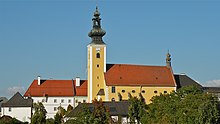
68, 99, 71, 103
61, 99, 64, 103
83, 100, 86, 103
112, 86, 116, 93
9, 107, 11, 112
54, 99, 57, 103
54, 107, 57, 111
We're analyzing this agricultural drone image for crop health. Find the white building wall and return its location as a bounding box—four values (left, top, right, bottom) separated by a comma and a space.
1, 107, 31, 123
32, 96, 87, 118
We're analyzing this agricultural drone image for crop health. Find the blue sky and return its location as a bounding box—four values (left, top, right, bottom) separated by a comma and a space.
0, 0, 220, 98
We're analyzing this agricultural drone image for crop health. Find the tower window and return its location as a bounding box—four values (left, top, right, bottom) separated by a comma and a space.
97, 64, 99, 67
96, 53, 100, 58
112, 86, 116, 93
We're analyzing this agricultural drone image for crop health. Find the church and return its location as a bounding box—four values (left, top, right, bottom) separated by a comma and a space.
86, 7, 176, 103
22, 7, 204, 118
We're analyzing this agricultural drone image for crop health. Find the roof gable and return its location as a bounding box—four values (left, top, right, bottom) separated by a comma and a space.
174, 74, 202, 89
104, 64, 176, 86
2, 92, 32, 107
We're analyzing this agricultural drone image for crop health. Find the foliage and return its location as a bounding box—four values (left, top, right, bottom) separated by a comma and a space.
54, 113, 62, 124
68, 99, 110, 124
69, 104, 93, 124
141, 85, 219, 124
0, 118, 24, 124
31, 102, 47, 124
66, 104, 73, 114
91, 99, 110, 124
46, 118, 55, 124
57, 106, 67, 117
54, 106, 66, 124
128, 93, 147, 124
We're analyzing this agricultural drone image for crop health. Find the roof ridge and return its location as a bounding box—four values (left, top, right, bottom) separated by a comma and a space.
107, 63, 167, 67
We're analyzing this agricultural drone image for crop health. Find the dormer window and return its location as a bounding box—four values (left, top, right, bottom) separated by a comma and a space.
96, 53, 100, 58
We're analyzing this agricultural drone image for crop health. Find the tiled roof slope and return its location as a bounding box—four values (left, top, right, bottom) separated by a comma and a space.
73, 80, 87, 96
105, 64, 176, 86
24, 79, 87, 97
2, 92, 32, 107
174, 74, 202, 89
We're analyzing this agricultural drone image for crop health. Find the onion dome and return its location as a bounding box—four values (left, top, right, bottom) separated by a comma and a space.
88, 6, 106, 44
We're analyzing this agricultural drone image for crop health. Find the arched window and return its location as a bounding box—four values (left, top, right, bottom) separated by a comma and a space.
96, 53, 100, 58
111, 98, 115, 101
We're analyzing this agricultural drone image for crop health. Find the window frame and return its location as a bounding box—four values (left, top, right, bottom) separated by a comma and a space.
112, 86, 116, 93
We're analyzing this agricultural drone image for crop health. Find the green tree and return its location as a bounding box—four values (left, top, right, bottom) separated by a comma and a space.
46, 118, 55, 124
31, 102, 47, 124
54, 106, 66, 124
71, 104, 93, 124
91, 99, 110, 124
128, 93, 147, 124
54, 113, 62, 124
141, 85, 219, 124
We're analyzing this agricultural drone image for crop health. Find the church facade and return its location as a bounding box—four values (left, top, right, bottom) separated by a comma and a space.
87, 7, 176, 104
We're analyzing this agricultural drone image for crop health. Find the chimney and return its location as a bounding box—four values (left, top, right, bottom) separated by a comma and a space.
38, 76, 41, 85
76, 77, 80, 87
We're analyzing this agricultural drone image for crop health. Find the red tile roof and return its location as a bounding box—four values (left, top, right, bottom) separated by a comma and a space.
104, 64, 176, 87
24, 79, 87, 97
73, 80, 87, 96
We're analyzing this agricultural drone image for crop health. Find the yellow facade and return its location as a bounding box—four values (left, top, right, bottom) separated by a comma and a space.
87, 44, 106, 102
86, 42, 176, 104
107, 86, 175, 104
87, 7, 176, 104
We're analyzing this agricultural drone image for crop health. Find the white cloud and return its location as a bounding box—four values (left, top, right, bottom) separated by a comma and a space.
6, 86, 26, 96
204, 79, 220, 87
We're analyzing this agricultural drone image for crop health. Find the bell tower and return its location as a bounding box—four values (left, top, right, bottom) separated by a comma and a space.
87, 7, 106, 103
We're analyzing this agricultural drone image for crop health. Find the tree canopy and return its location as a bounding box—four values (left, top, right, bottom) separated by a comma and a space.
31, 102, 47, 124
141, 85, 219, 124
128, 93, 147, 124
65, 99, 110, 124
